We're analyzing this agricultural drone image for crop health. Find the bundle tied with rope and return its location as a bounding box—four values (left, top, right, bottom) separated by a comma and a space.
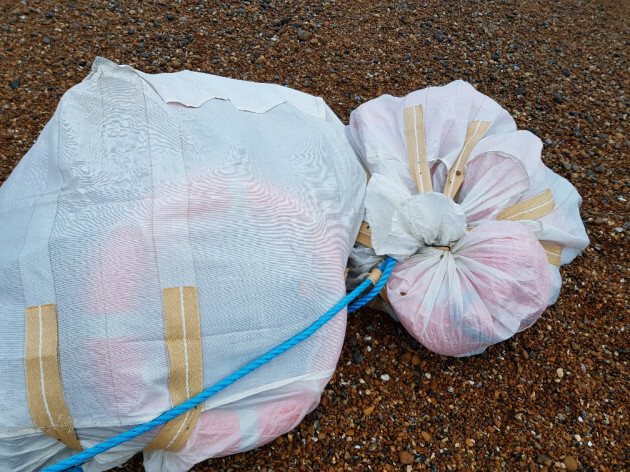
346, 81, 589, 357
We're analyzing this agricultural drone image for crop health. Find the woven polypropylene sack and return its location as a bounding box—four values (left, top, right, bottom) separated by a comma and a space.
0, 58, 365, 471
346, 81, 589, 356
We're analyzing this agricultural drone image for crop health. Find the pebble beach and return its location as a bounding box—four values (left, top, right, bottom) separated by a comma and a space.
1, 1, 628, 471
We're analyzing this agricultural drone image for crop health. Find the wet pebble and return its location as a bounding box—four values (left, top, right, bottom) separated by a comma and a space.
564, 455, 579, 471
297, 29, 312, 41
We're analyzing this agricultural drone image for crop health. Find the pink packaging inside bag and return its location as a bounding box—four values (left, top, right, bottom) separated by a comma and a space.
84, 174, 347, 468
387, 221, 550, 356
346, 80, 589, 356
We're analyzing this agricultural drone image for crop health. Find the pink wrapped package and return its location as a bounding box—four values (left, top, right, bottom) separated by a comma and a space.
387, 221, 550, 356
346, 81, 589, 356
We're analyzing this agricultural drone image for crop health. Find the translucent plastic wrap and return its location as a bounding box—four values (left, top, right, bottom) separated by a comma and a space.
346, 80, 589, 356
0, 58, 365, 471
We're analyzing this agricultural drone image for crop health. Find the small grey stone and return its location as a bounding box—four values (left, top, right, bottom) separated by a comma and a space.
553, 93, 565, 104
9, 78, 21, 90
297, 29, 312, 41
353, 352, 364, 364
42, 38, 50, 44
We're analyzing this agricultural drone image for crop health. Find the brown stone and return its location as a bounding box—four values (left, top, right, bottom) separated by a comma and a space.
563, 456, 579, 471
399, 451, 414, 464
401, 352, 412, 364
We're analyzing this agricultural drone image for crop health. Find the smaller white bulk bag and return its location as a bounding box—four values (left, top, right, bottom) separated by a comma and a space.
0, 58, 365, 471
346, 80, 589, 357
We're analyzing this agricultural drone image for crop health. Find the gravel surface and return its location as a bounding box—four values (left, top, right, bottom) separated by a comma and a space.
1, 1, 628, 471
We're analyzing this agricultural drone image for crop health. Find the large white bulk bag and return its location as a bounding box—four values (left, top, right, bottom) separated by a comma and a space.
0, 58, 365, 471
346, 81, 589, 357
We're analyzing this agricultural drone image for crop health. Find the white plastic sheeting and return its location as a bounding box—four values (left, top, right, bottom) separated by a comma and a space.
347, 80, 589, 357
0, 58, 365, 471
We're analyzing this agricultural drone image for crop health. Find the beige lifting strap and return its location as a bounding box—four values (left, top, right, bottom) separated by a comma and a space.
540, 242, 562, 267
146, 286, 204, 452
443, 120, 491, 199
497, 188, 555, 222
25, 304, 82, 450
356, 221, 374, 249
497, 189, 563, 266
404, 105, 433, 193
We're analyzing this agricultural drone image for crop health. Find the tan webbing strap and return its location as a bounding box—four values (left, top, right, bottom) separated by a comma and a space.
497, 189, 555, 222
404, 105, 433, 194
356, 221, 374, 249
367, 268, 383, 285
379, 285, 390, 305
443, 120, 491, 199
146, 286, 204, 452
25, 304, 82, 450
540, 242, 562, 267
496, 188, 561, 265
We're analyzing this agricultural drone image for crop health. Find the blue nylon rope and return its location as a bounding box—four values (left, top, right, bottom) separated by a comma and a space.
348, 258, 395, 313
44, 257, 396, 472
